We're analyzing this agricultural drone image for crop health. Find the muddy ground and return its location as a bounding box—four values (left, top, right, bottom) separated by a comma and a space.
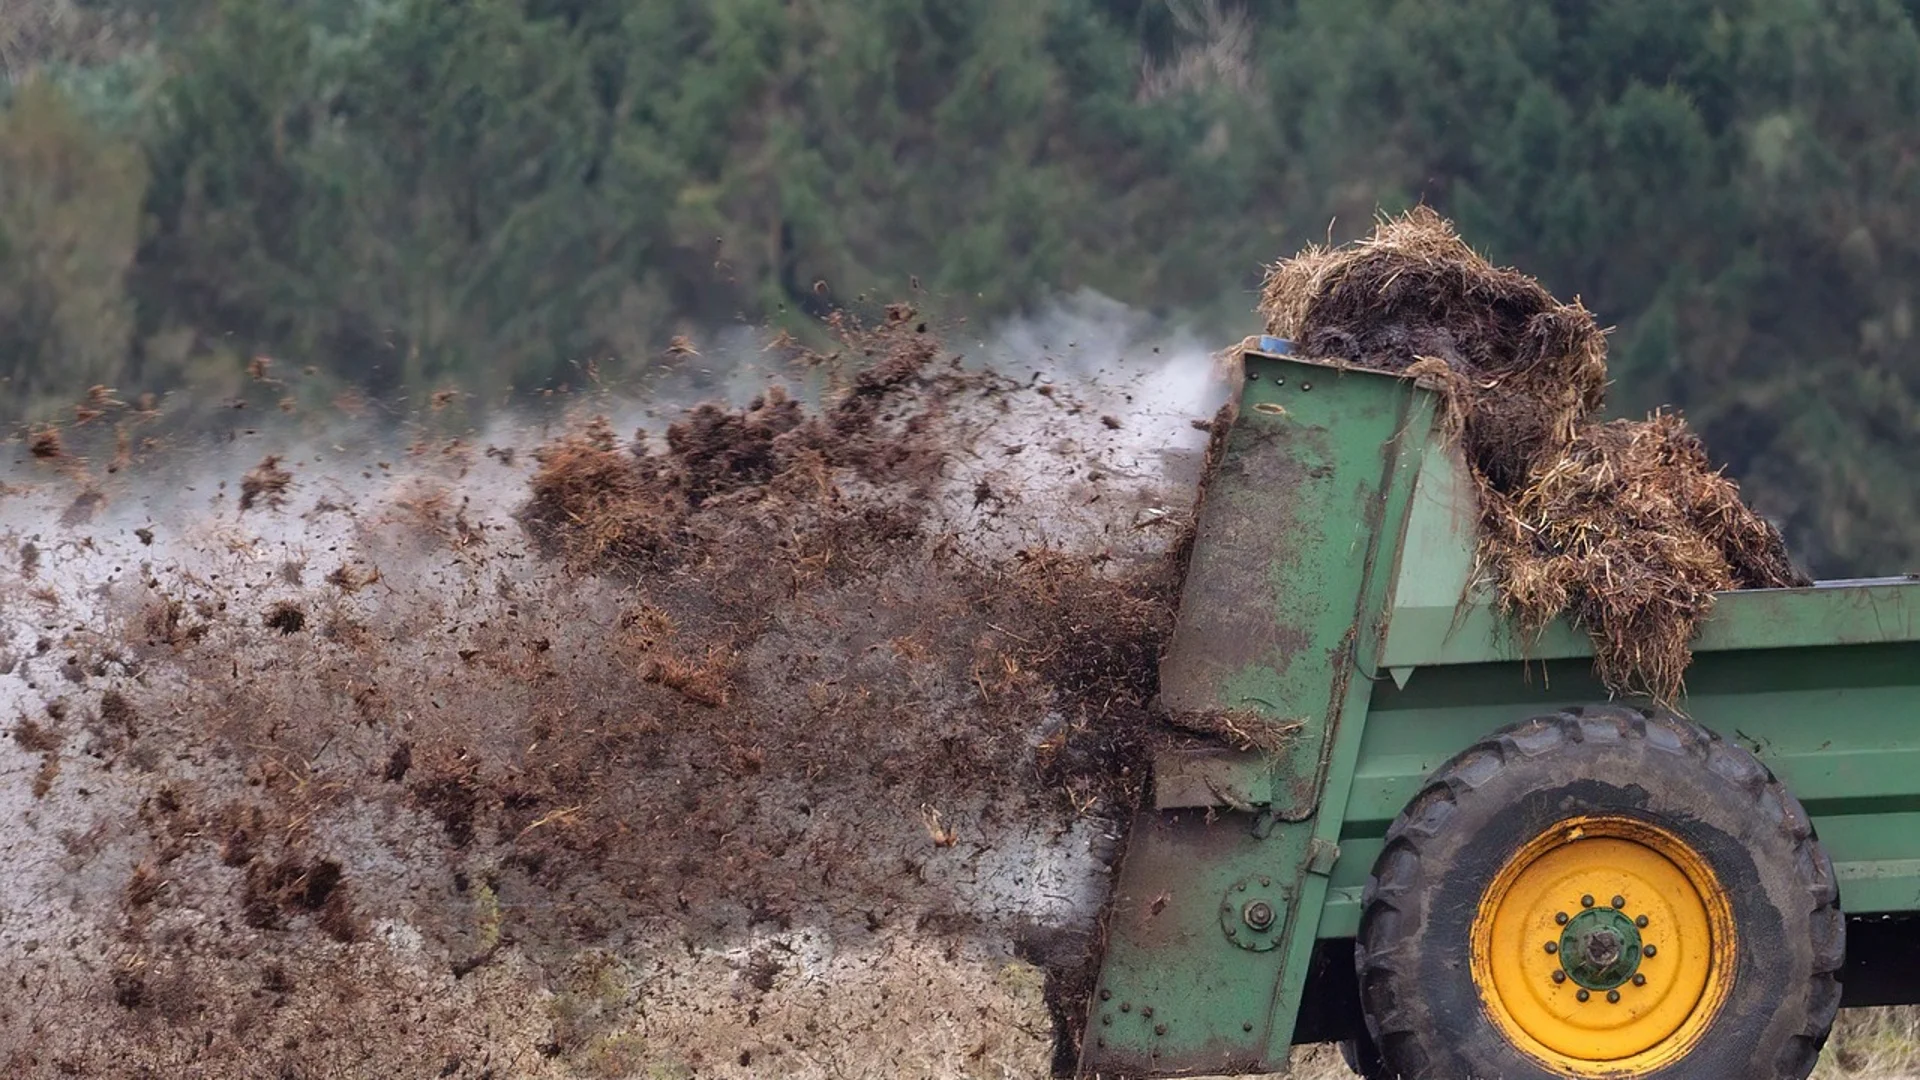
0, 300, 1243, 1078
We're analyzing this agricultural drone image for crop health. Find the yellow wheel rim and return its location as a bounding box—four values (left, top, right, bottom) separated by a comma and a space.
1470, 815, 1736, 1076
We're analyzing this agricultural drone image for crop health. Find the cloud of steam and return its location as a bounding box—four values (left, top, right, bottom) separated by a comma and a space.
941, 288, 1233, 559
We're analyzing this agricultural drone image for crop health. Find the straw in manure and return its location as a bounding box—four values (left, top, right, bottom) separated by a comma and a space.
1262, 206, 1608, 492
1259, 209, 1805, 702
1482, 412, 1806, 700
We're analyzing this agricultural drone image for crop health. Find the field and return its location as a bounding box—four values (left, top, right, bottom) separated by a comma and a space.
1284, 1012, 1920, 1079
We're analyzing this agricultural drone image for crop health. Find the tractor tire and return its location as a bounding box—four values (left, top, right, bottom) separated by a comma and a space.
1355, 705, 1842, 1080
1338, 1031, 1387, 1078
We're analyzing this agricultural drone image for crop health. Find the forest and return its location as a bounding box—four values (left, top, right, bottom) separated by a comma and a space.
4, 0, 1920, 577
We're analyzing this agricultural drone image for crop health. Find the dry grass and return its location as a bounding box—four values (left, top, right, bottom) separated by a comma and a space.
1815, 1008, 1920, 1079
1267, 1006, 1920, 1068
1261, 208, 1805, 702
27, 424, 62, 459
641, 646, 735, 708
520, 418, 682, 568
1275, 1010, 1920, 1080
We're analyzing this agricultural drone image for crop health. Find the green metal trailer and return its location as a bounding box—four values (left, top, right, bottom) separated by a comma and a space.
1076, 339, 1920, 1079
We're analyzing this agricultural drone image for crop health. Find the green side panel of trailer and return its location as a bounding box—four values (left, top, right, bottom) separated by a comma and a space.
1079, 354, 1434, 1075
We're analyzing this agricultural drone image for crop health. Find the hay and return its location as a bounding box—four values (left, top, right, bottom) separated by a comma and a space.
1261, 208, 1805, 701
1484, 413, 1804, 699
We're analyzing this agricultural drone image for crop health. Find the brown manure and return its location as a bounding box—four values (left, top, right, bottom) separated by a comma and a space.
1261, 208, 1805, 701
1262, 206, 1607, 492
239, 455, 293, 512
520, 305, 951, 573
29, 426, 64, 460
520, 417, 685, 569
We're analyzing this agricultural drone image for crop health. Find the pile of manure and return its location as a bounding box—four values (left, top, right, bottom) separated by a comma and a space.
1261, 207, 1805, 701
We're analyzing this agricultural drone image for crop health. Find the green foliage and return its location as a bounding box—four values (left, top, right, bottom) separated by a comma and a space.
4, 0, 1920, 574
0, 78, 145, 412
1328, 0, 1920, 576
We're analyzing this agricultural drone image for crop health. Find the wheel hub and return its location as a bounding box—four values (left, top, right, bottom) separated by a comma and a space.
1560, 907, 1643, 990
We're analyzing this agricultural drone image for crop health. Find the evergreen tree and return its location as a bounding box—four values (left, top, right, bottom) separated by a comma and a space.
3, 0, 1920, 574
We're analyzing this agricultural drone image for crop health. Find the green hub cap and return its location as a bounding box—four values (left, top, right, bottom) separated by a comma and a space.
1559, 908, 1644, 990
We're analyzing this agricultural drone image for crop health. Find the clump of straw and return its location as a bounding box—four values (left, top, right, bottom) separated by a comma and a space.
1260, 209, 1805, 701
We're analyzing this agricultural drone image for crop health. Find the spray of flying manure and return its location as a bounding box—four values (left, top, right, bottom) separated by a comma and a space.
0, 296, 1234, 1077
